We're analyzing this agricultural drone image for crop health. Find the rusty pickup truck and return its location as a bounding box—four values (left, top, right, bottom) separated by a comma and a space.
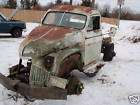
0, 5, 116, 100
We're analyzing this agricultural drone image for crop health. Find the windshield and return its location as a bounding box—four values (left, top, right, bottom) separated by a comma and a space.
42, 11, 87, 30
0, 13, 7, 21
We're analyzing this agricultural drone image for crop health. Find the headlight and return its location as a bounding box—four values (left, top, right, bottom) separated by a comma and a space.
43, 56, 54, 70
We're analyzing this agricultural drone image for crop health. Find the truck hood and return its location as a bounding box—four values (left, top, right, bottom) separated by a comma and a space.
19, 25, 79, 58
28, 25, 74, 41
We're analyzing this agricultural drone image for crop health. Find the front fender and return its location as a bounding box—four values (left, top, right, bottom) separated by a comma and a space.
53, 48, 83, 76
58, 48, 82, 63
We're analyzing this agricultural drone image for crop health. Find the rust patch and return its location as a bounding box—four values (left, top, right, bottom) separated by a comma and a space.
81, 7, 93, 13
28, 25, 53, 40
53, 5, 93, 14
58, 54, 81, 78
28, 25, 73, 41
43, 27, 72, 40
54, 5, 75, 11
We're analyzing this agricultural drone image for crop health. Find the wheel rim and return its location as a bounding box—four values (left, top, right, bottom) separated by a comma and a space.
12, 29, 22, 37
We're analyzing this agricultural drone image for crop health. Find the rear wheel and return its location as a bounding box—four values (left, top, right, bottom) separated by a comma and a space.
11, 28, 22, 38
102, 43, 116, 61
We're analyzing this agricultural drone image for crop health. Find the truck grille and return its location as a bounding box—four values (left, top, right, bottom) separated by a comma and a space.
29, 65, 51, 87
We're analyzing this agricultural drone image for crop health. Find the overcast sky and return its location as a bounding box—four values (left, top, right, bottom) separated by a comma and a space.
38, 0, 140, 13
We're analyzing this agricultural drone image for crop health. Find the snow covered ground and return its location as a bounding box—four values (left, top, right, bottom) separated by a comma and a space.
0, 20, 139, 105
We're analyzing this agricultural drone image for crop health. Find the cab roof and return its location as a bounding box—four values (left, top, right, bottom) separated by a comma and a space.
50, 5, 99, 15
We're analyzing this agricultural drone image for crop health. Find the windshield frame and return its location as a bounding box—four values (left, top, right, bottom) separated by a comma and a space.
42, 11, 87, 30
0, 13, 7, 21
0, 14, 6, 21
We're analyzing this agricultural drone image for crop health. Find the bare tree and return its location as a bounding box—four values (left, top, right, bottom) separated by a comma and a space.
111, 7, 133, 20
94, 3, 99, 9
101, 4, 110, 17
56, 0, 62, 4
20, 0, 31, 9
91, 0, 95, 8
7, 0, 17, 9
81, 0, 92, 7
70, 0, 73, 5
31, 0, 39, 7
30, 0, 41, 10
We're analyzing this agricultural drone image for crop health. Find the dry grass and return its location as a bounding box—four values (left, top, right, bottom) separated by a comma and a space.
0, 8, 46, 23
0, 8, 117, 25
102, 17, 117, 25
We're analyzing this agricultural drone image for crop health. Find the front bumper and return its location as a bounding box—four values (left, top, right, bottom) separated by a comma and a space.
0, 73, 67, 100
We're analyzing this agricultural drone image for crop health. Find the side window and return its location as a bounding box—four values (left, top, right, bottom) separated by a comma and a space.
88, 16, 100, 30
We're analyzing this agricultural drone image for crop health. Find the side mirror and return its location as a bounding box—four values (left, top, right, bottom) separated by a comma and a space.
110, 27, 117, 37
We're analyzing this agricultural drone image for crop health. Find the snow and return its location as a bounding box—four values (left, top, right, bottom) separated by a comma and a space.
23, 23, 40, 36
0, 20, 140, 105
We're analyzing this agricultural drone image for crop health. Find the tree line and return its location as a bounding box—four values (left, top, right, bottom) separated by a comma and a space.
0, 0, 140, 20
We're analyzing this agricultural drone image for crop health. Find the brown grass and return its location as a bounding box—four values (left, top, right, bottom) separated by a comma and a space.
102, 17, 117, 25
0, 8, 117, 25
0, 8, 46, 22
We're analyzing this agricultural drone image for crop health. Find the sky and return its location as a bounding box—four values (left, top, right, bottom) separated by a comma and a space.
94, 0, 140, 13
0, 0, 140, 13
38, 0, 140, 13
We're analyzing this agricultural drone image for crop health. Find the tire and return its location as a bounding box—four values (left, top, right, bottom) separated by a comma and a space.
103, 43, 116, 61
11, 28, 22, 38
66, 75, 84, 95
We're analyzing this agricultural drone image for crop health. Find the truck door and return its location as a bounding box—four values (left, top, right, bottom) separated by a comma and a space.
85, 16, 102, 65
0, 15, 11, 33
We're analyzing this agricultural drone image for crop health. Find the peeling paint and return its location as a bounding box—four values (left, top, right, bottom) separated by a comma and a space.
53, 5, 94, 14
28, 26, 73, 41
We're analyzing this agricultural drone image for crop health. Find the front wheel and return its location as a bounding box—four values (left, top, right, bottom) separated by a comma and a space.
11, 28, 22, 38
66, 75, 84, 95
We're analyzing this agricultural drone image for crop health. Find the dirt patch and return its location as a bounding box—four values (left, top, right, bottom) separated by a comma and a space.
102, 17, 117, 25
0, 8, 45, 22
95, 63, 105, 71
127, 36, 140, 43
97, 75, 116, 85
